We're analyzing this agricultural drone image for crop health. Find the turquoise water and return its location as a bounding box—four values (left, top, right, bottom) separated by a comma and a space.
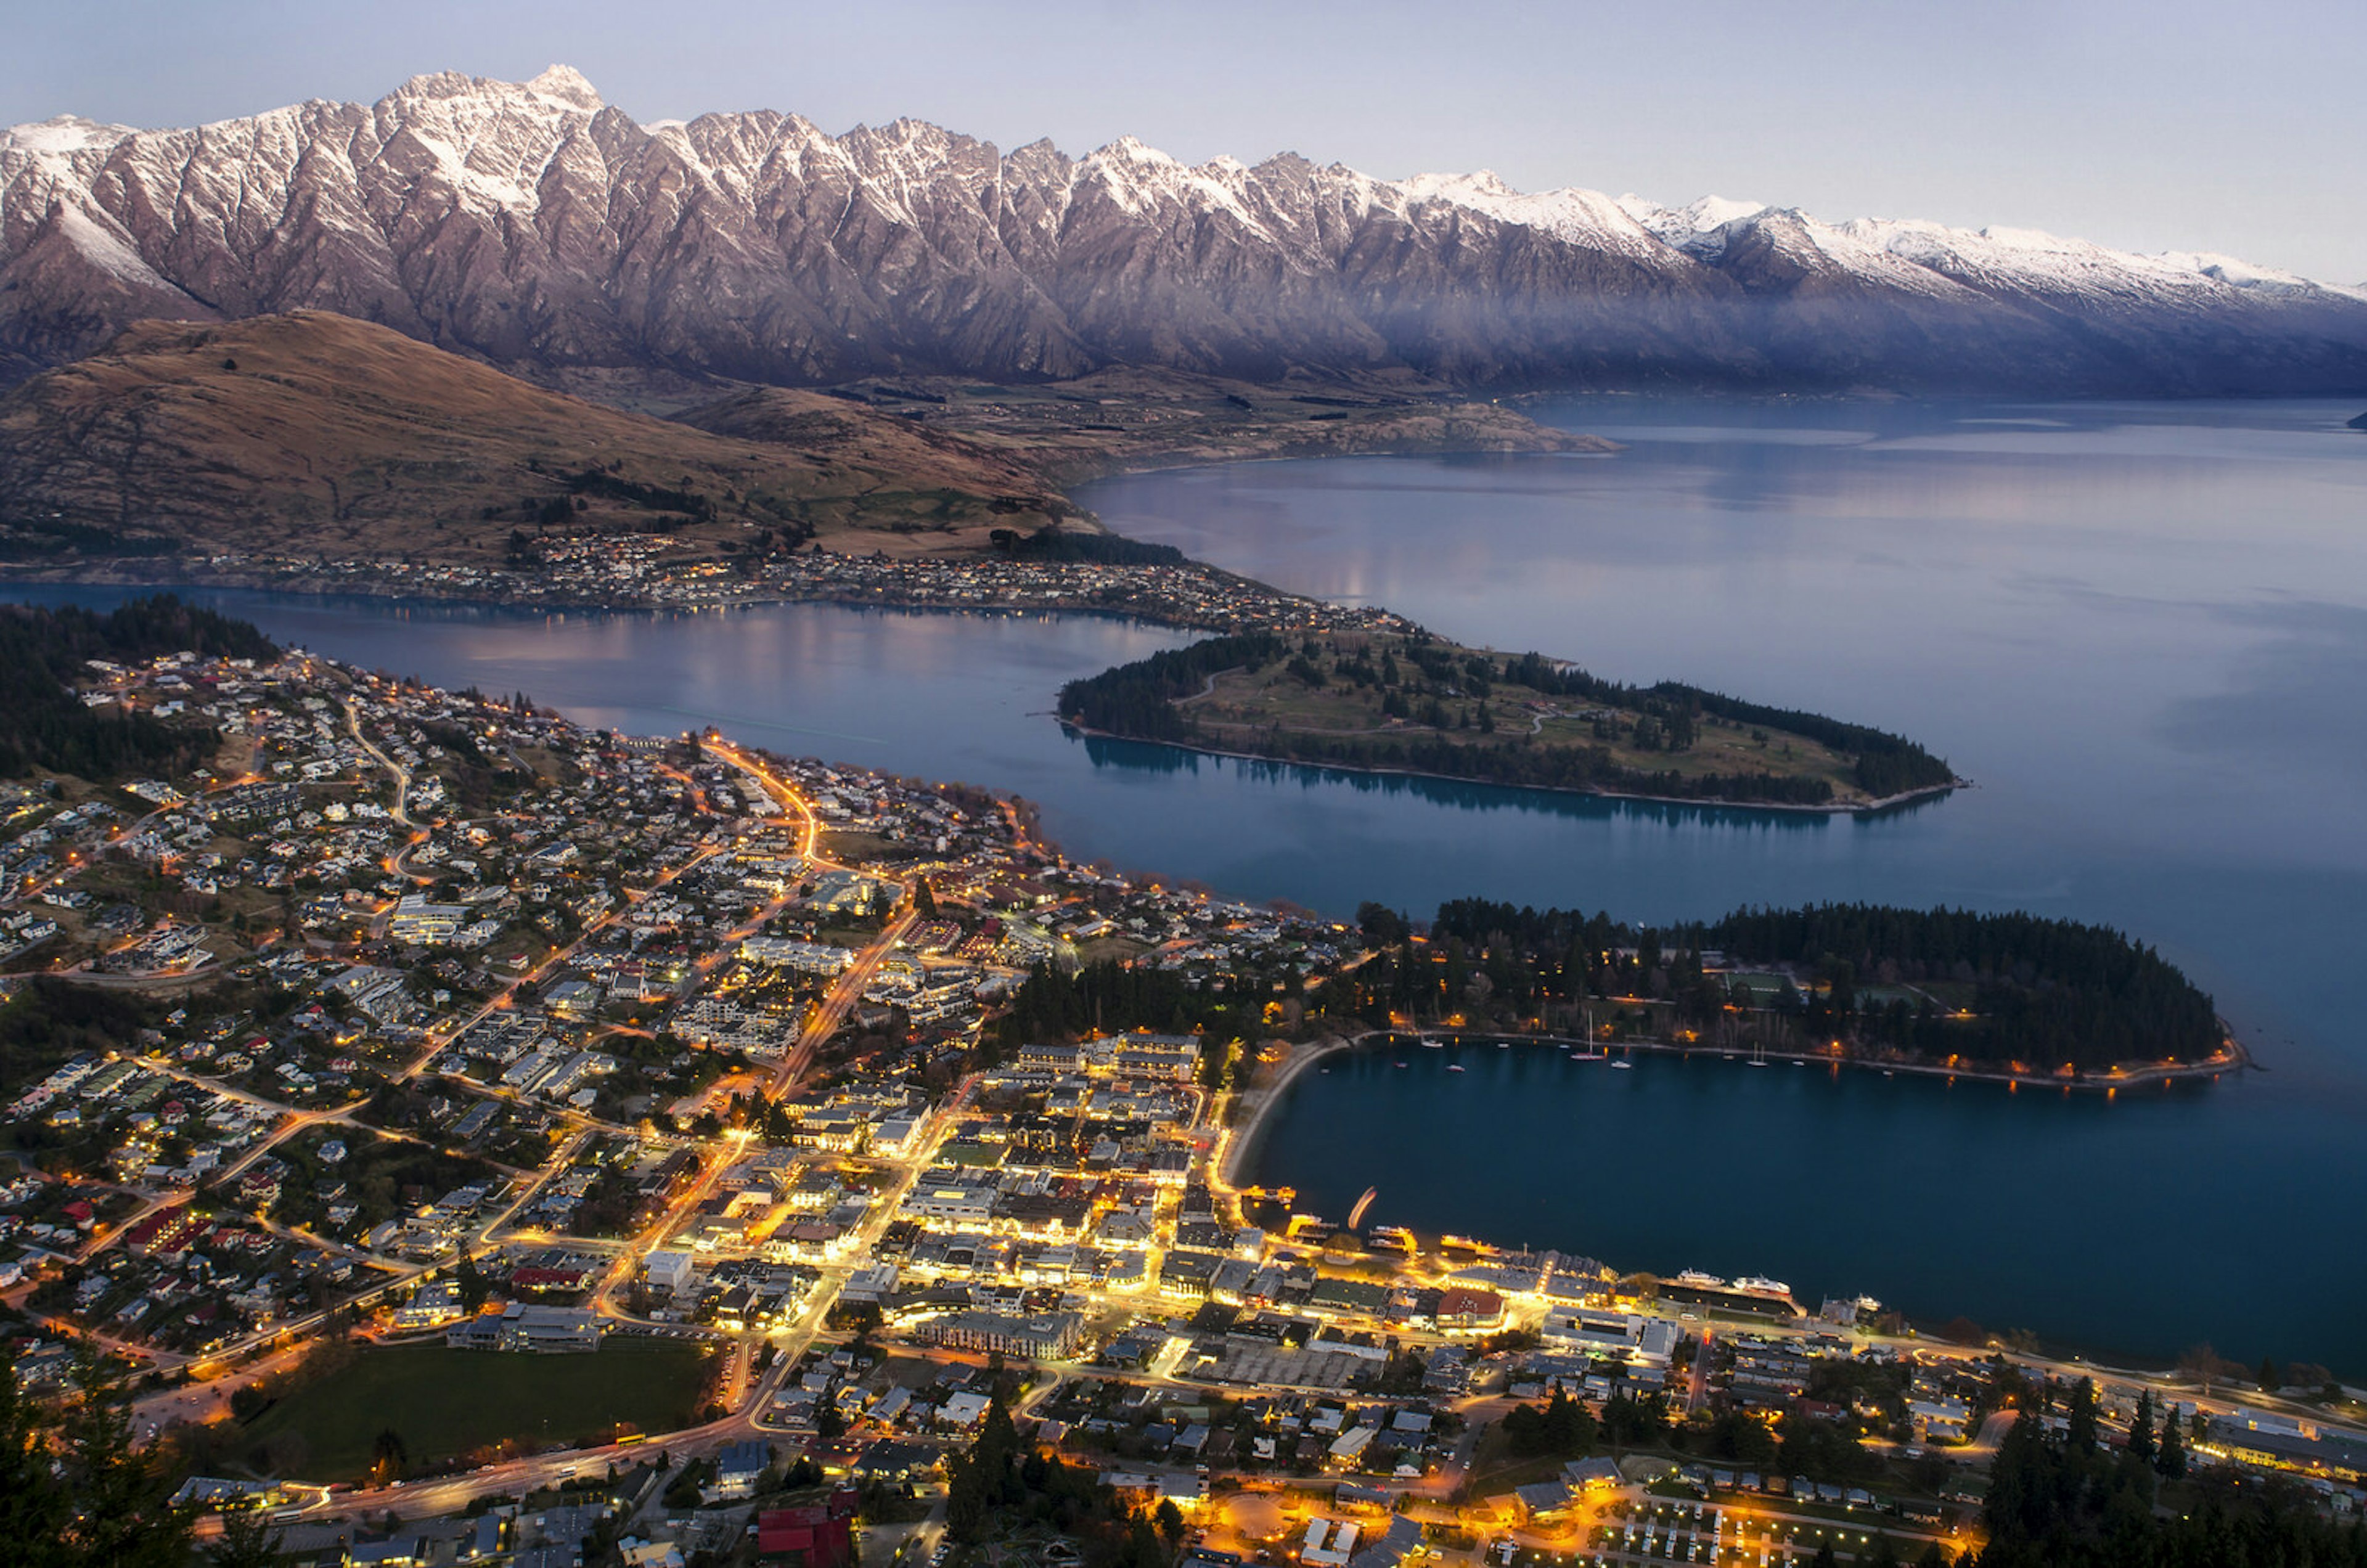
17, 396, 2366, 1371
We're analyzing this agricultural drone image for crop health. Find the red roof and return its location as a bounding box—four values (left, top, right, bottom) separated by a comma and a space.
755, 1497, 856, 1566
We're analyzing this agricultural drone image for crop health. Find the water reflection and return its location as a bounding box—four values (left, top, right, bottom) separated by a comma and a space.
1074, 729, 1850, 831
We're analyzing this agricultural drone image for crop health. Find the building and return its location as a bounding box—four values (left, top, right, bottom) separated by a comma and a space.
2201, 1412, 2367, 1482
1301, 1520, 1360, 1568
917, 1308, 1084, 1360
1541, 1308, 1680, 1368
740, 937, 856, 974
392, 1279, 469, 1330
445, 1302, 603, 1353
756, 1489, 857, 1566
1434, 1286, 1505, 1331
715, 1439, 774, 1500
388, 895, 470, 945
644, 1249, 695, 1296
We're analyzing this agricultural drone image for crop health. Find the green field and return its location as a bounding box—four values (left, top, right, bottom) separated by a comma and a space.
238, 1338, 711, 1480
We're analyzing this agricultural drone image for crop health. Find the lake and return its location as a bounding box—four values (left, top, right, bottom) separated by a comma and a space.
15, 395, 2366, 1373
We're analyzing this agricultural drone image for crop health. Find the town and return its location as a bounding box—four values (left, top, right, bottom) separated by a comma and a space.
2, 632, 2363, 1568
89, 539, 1422, 639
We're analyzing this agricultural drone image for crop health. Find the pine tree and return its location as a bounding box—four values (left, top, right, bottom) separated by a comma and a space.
2066, 1376, 2099, 1453
11, 1351, 195, 1567
2127, 1389, 2156, 1463
205, 1506, 288, 1567
2156, 1408, 2187, 1478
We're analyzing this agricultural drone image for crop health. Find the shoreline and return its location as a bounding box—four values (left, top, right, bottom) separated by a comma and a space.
1221, 1027, 2254, 1191
1061, 720, 1966, 817
0, 565, 1963, 819
0, 563, 1253, 632
1417, 1026, 2255, 1092
1215, 1032, 1373, 1191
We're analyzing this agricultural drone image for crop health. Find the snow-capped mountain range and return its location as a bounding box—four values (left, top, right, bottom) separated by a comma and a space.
2, 65, 2362, 395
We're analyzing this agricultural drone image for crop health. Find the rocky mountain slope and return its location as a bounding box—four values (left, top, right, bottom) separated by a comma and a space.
2, 67, 2363, 396
0, 311, 1068, 563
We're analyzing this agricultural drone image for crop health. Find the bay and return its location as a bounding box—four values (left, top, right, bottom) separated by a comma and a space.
1079, 396, 2367, 1374
15, 396, 2366, 1372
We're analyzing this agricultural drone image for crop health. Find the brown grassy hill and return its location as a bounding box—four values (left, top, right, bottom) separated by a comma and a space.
765, 367, 1609, 486
0, 311, 1071, 566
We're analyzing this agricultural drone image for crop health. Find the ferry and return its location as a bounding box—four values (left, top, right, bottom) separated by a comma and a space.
1675, 1269, 1727, 1290
1735, 1275, 1793, 1299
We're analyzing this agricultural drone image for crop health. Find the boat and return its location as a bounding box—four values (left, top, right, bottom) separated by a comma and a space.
1675, 1270, 1727, 1290
1609, 1058, 1633, 1071
1446, 1063, 1466, 1073
1422, 1039, 1444, 1049
1736, 1275, 1793, 1298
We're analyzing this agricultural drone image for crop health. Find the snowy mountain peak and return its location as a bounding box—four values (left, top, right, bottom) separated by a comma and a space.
1, 116, 134, 161
1616, 194, 1768, 258
525, 64, 602, 108
0, 67, 2360, 396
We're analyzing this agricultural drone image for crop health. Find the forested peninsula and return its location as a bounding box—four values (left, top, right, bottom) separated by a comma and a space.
1392, 900, 2230, 1079
1058, 630, 1960, 809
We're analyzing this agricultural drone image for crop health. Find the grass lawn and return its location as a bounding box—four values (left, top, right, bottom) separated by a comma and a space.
239, 1337, 711, 1480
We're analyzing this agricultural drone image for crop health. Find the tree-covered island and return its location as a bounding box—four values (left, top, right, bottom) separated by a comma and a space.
1058, 629, 1960, 809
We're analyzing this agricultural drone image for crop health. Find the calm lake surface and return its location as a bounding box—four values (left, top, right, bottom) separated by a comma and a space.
18, 397, 2366, 1373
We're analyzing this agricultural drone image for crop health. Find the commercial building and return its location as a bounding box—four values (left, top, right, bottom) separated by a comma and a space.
917, 1308, 1084, 1360
445, 1302, 603, 1353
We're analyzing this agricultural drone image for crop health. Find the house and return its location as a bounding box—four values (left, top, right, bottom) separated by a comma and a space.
1300, 1520, 1359, 1568
938, 1390, 991, 1429
1563, 1457, 1625, 1490
1346, 1515, 1424, 1568
1512, 1480, 1578, 1521
756, 1489, 857, 1566
714, 1439, 774, 1500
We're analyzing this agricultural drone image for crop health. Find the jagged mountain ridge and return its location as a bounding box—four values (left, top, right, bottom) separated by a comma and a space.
3, 65, 2363, 396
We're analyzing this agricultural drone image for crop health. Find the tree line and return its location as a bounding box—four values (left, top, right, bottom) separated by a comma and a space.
1344, 899, 2221, 1072
991, 525, 1187, 566
1969, 1375, 2361, 1567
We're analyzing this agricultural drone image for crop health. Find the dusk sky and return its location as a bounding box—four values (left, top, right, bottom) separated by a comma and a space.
10, 0, 2363, 282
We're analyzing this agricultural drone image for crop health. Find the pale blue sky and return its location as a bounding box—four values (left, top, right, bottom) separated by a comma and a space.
11, 0, 2362, 282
